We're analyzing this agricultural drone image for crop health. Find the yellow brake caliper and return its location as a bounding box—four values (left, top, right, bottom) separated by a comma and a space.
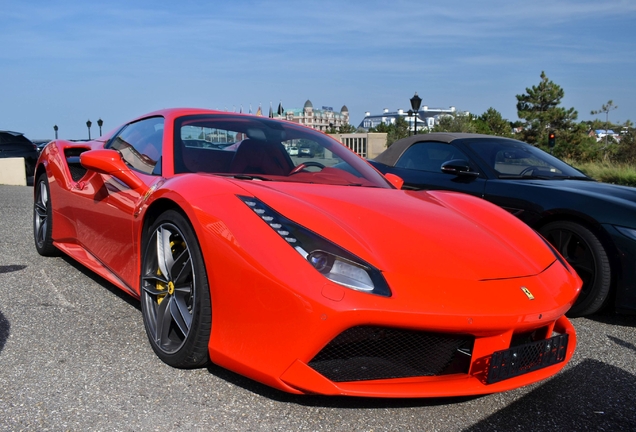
156, 268, 167, 305
155, 239, 185, 304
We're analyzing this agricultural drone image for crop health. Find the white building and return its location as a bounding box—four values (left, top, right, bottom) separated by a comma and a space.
282, 100, 350, 131
359, 106, 467, 133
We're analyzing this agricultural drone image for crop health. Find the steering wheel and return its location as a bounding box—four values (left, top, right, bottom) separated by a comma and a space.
519, 166, 540, 176
289, 161, 325, 174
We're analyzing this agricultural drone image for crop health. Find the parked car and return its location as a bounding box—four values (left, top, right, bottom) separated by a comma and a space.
32, 139, 52, 153
287, 146, 299, 156
34, 110, 580, 397
298, 145, 314, 157
0, 130, 38, 179
369, 132, 636, 317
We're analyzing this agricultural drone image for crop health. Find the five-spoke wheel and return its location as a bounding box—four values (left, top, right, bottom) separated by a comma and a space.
141, 210, 211, 368
540, 221, 611, 317
33, 174, 59, 256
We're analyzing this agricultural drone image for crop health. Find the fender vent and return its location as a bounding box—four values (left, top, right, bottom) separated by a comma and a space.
64, 148, 90, 181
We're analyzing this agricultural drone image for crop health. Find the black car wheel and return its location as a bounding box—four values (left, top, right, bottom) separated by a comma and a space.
33, 174, 60, 257
140, 210, 211, 368
540, 221, 611, 317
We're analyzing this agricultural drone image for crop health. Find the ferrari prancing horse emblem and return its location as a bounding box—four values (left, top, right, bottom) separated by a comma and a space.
521, 286, 535, 300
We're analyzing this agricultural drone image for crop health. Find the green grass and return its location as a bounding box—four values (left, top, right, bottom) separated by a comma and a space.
569, 160, 636, 187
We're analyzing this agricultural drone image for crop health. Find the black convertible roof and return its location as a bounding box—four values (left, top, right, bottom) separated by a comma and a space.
373, 133, 511, 166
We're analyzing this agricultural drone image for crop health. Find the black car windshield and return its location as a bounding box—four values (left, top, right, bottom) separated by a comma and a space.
465, 138, 589, 180
174, 114, 391, 188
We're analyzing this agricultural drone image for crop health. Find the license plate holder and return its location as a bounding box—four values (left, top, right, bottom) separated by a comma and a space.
487, 334, 569, 384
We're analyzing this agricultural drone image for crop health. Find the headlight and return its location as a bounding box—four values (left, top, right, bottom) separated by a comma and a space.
238, 195, 391, 297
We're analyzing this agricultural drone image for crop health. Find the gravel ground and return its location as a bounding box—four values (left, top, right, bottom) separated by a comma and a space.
0, 184, 634, 431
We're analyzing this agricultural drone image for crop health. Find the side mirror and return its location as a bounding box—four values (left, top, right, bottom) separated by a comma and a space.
441, 159, 479, 178
384, 173, 404, 189
80, 149, 148, 191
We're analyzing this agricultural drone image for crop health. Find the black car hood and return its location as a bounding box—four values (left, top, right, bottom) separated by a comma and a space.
510, 179, 636, 206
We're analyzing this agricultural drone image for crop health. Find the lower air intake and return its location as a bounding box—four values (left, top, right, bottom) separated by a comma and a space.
308, 326, 474, 382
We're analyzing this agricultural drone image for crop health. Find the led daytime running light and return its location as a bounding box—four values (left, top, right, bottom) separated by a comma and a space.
238, 195, 391, 296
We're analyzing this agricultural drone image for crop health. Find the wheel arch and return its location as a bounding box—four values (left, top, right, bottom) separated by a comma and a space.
533, 211, 620, 293
138, 196, 212, 294
141, 197, 184, 237
34, 162, 47, 185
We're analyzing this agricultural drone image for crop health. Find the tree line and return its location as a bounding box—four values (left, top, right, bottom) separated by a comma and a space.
367, 71, 636, 164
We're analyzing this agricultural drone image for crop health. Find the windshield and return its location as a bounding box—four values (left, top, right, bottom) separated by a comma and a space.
464, 138, 589, 179
174, 114, 391, 188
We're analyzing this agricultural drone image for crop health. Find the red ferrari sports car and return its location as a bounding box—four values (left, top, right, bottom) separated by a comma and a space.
33, 108, 581, 397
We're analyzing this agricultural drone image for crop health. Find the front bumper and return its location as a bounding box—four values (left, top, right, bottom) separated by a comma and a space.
278, 316, 576, 398
604, 224, 636, 314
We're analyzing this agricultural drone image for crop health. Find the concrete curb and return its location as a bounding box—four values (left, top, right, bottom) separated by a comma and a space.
0, 157, 27, 186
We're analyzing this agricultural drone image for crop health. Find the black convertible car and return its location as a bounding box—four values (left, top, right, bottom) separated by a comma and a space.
369, 133, 636, 317
0, 130, 38, 180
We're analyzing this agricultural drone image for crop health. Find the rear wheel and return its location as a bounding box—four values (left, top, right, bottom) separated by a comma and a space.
140, 210, 211, 368
33, 173, 60, 256
540, 221, 611, 317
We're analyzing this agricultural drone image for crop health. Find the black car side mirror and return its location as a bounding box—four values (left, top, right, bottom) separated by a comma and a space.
441, 159, 479, 177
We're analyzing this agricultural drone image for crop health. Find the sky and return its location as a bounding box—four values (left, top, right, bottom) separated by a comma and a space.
1, 0, 635, 140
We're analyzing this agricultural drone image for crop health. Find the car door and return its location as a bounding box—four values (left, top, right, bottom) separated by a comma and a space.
72, 117, 164, 287
373, 141, 487, 197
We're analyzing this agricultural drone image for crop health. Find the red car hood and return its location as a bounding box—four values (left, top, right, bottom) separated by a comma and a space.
234, 181, 556, 281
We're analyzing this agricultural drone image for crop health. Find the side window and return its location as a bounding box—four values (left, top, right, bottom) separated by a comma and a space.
108, 117, 164, 175
493, 147, 560, 175
395, 142, 469, 172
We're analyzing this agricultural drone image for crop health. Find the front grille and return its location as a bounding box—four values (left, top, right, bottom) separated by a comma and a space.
308, 326, 474, 382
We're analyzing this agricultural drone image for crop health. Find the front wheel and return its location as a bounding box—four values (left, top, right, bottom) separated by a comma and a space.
140, 210, 211, 368
540, 221, 611, 317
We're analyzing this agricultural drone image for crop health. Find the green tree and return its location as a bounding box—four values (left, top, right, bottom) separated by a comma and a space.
474, 108, 512, 136
369, 116, 410, 147
516, 71, 578, 147
549, 122, 601, 162
431, 112, 477, 133
591, 100, 618, 147
326, 123, 357, 134
607, 123, 636, 164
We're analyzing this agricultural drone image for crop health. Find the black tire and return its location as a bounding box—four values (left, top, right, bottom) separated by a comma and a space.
540, 221, 611, 317
140, 210, 211, 368
33, 173, 60, 257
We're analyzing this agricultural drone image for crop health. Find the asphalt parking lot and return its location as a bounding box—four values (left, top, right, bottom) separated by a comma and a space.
0, 184, 635, 431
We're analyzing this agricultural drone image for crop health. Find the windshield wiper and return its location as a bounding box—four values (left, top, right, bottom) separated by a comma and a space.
220, 174, 273, 181
498, 175, 553, 180
550, 175, 594, 181
499, 174, 592, 181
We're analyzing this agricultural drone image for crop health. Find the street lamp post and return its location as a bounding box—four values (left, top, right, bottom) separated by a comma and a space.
407, 110, 413, 136
86, 120, 92, 140
97, 118, 103, 136
53, 125, 58, 139
410, 92, 422, 135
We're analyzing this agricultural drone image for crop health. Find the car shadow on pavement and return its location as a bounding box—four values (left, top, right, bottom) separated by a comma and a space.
0, 266, 23, 355
465, 359, 636, 431
587, 311, 636, 328
0, 265, 27, 274
0, 310, 9, 354
60, 255, 141, 311
205, 362, 479, 408
207, 358, 636, 419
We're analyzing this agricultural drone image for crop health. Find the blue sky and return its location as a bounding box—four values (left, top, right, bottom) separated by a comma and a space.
2, 0, 635, 140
